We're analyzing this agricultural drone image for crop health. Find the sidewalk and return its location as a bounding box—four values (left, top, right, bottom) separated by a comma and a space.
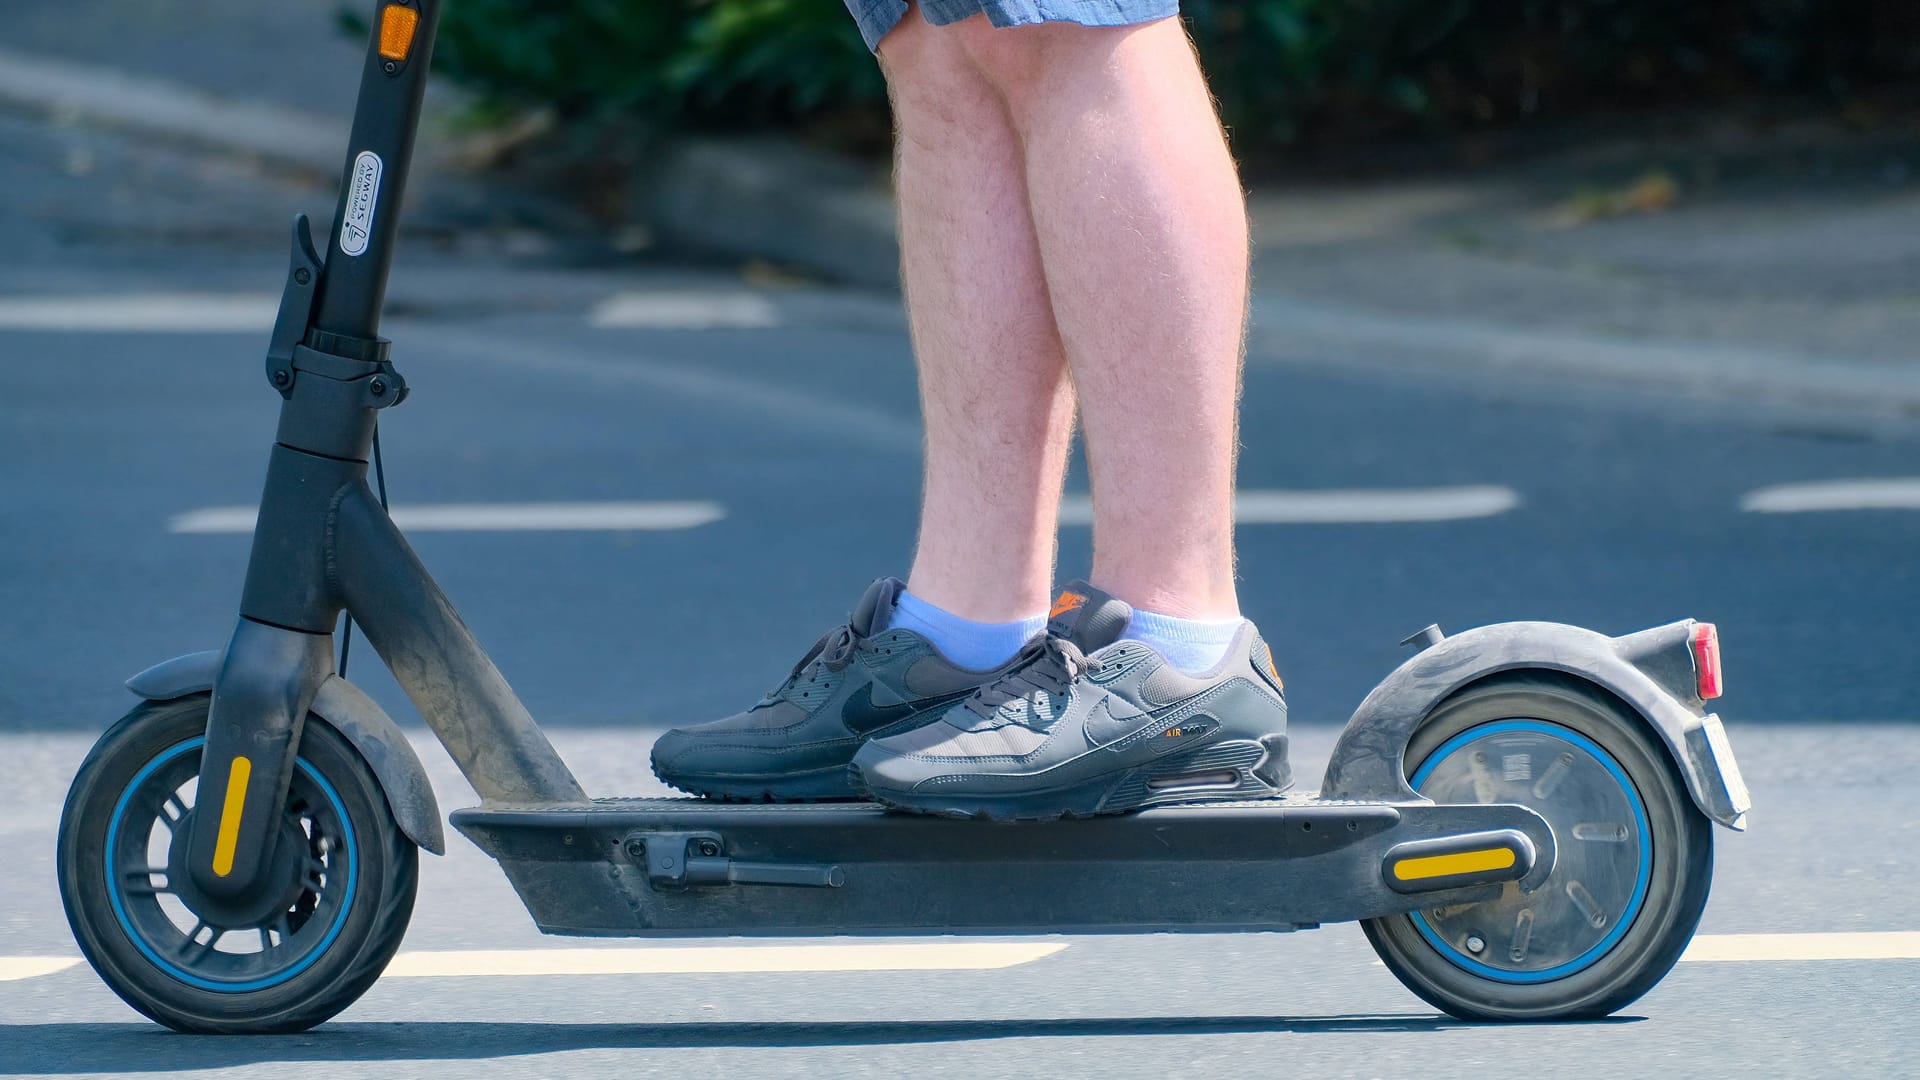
4, 9, 1918, 415
604, 103, 1920, 416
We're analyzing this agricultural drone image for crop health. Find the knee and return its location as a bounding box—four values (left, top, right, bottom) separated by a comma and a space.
953, 19, 1122, 106
876, 5, 977, 104
879, 6, 1139, 123
948, 21, 1045, 96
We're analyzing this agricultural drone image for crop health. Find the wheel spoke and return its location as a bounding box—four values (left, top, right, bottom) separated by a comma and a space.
121, 866, 172, 895
158, 794, 189, 830
1404, 719, 1649, 981
175, 920, 225, 961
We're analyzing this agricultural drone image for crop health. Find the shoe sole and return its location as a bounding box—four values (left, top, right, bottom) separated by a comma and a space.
648, 695, 980, 804
859, 736, 1293, 822
651, 760, 865, 803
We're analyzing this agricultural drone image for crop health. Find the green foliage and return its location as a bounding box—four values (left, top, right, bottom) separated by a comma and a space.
667, 0, 884, 118
422, 0, 1920, 148
429, 0, 883, 129
1185, 0, 1920, 147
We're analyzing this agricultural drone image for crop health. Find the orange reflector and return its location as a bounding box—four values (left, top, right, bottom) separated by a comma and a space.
379, 4, 420, 62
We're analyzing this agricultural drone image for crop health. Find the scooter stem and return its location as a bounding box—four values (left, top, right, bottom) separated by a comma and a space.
187, 0, 448, 900
314, 0, 443, 341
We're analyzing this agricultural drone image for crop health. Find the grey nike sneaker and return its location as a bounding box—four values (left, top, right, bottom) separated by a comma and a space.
851, 581, 1291, 820
650, 578, 1017, 801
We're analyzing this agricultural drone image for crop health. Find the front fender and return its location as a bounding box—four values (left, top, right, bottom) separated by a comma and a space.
1321, 621, 1750, 831
128, 651, 446, 854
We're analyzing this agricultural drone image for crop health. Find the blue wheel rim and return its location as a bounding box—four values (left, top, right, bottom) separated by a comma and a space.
104, 737, 360, 993
1408, 719, 1652, 984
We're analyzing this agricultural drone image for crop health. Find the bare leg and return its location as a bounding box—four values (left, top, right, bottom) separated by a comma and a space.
959, 17, 1248, 619
880, 6, 1078, 623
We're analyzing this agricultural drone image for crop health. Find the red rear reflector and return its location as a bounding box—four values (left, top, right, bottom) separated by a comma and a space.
1691, 623, 1723, 700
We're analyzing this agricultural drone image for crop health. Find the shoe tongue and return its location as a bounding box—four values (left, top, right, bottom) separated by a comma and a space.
1045, 581, 1133, 652
848, 577, 905, 636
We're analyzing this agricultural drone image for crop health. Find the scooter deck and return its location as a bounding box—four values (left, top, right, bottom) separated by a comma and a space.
452, 793, 1554, 937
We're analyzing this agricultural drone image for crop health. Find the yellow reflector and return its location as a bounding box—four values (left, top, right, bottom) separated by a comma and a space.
379, 4, 420, 62
211, 756, 253, 878
1393, 846, 1516, 882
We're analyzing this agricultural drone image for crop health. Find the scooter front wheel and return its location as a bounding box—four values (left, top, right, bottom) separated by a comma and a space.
1361, 673, 1713, 1021
58, 694, 417, 1033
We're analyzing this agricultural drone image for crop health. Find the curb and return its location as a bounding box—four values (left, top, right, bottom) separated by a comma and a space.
1249, 296, 1920, 418
640, 136, 901, 291
630, 135, 1920, 417
0, 46, 347, 177
0, 48, 599, 251
7, 44, 1911, 418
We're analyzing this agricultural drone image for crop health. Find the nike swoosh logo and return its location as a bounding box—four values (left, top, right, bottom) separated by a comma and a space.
841, 684, 976, 736
1081, 696, 1154, 745
1085, 697, 1220, 751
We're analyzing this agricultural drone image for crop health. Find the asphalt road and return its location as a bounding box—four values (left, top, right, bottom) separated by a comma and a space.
4, 276, 1919, 730
3, 106, 1920, 1079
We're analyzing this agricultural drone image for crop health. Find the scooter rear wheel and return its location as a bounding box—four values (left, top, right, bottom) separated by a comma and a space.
58, 694, 417, 1033
1361, 673, 1713, 1021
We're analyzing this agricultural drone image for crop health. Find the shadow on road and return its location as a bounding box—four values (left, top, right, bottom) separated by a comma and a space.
0, 1014, 1639, 1069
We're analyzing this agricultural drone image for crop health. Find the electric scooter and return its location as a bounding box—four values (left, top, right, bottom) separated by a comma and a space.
54, 0, 1751, 1034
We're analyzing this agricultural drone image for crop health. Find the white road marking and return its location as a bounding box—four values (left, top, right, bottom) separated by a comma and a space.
0, 294, 276, 332
422, 325, 924, 453
590, 292, 781, 331
381, 942, 1066, 978
1059, 485, 1520, 526
1679, 931, 1920, 963
0, 958, 80, 982
1740, 478, 1920, 514
170, 501, 727, 535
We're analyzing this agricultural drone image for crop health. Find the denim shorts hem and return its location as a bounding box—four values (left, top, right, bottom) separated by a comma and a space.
847, 0, 1179, 52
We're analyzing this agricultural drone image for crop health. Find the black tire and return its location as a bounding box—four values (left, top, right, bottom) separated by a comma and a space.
1361, 673, 1713, 1021
58, 694, 417, 1033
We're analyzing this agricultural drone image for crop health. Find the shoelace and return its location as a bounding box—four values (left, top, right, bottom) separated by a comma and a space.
765, 623, 860, 703
963, 635, 1102, 723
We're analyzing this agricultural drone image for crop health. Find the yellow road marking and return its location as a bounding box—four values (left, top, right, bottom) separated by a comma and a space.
1680, 932, 1920, 962
381, 942, 1068, 978
0, 958, 80, 982
8, 933, 1915, 986
210, 755, 252, 877
1392, 847, 1517, 881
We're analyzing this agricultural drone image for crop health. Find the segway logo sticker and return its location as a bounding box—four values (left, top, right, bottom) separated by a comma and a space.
340, 151, 384, 257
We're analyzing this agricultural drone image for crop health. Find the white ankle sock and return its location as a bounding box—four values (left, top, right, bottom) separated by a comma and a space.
890, 590, 1046, 672
1124, 609, 1246, 675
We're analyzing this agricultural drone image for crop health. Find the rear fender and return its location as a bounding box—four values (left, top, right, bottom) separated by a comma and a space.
127, 651, 446, 854
1321, 621, 1750, 831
